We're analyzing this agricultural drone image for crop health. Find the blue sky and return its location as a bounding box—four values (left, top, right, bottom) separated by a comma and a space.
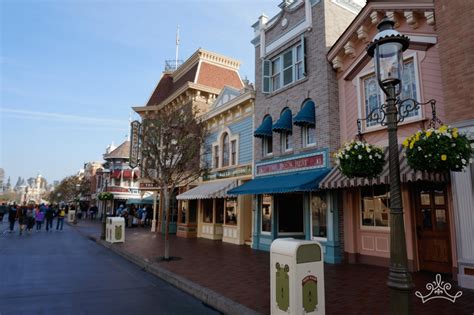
1, 0, 279, 184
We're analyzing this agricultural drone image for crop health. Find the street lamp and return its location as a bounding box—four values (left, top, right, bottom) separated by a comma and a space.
367, 18, 413, 315
74, 184, 81, 224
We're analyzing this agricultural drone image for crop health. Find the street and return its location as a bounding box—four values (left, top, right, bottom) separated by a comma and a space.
0, 220, 219, 315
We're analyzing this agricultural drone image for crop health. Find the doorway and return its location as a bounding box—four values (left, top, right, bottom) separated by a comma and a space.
415, 184, 452, 273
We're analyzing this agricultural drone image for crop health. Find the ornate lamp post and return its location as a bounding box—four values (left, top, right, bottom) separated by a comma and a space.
74, 184, 81, 224
367, 18, 413, 314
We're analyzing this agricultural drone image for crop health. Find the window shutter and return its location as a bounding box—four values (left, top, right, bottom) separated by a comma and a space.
262, 59, 271, 93
301, 34, 306, 76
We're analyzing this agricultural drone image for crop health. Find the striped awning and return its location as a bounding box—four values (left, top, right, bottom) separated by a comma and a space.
320, 147, 449, 189
176, 179, 237, 200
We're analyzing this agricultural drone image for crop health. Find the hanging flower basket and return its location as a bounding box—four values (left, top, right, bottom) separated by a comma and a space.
403, 125, 472, 172
98, 192, 114, 201
335, 140, 385, 179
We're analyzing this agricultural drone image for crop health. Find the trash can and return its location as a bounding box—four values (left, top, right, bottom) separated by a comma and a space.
270, 238, 325, 315
106, 217, 125, 243
67, 210, 76, 223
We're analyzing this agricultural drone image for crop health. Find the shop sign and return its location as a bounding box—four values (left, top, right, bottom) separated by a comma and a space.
256, 151, 326, 176
139, 182, 160, 189
203, 164, 252, 181
129, 120, 141, 168
106, 186, 129, 193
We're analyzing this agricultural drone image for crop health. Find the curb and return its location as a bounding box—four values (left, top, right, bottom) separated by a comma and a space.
73, 224, 260, 315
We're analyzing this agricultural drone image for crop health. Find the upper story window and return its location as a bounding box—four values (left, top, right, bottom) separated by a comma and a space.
281, 132, 292, 152
363, 58, 420, 128
263, 137, 273, 157
262, 35, 306, 93
231, 140, 237, 165
222, 133, 230, 167
302, 125, 316, 147
213, 145, 219, 168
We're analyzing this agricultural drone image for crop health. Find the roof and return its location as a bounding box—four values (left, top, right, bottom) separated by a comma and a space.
104, 140, 130, 160
176, 179, 238, 200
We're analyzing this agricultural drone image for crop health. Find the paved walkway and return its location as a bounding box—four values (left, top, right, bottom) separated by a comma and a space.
73, 219, 474, 315
0, 221, 219, 315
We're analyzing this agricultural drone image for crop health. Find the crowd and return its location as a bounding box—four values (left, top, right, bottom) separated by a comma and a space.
115, 204, 153, 228
0, 202, 68, 235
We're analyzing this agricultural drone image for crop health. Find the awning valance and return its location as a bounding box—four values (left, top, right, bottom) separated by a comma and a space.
294, 100, 315, 127
272, 109, 293, 134
320, 147, 449, 189
176, 179, 237, 200
254, 115, 273, 138
228, 168, 330, 195
126, 196, 155, 205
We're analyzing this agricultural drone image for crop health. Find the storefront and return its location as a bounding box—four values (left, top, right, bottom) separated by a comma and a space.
229, 150, 333, 254
320, 148, 456, 274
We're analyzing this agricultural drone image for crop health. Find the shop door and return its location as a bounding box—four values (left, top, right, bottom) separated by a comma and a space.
415, 185, 452, 273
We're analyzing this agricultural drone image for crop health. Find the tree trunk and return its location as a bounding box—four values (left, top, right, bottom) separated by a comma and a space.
163, 187, 170, 260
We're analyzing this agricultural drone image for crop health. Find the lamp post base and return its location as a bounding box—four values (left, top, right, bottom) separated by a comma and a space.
151, 219, 157, 232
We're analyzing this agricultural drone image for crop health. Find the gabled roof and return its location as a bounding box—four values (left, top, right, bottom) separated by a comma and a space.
145, 49, 243, 107
212, 86, 241, 109
104, 140, 130, 160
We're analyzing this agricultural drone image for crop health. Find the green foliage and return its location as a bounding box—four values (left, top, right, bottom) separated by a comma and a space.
335, 140, 385, 179
403, 125, 472, 172
98, 192, 114, 201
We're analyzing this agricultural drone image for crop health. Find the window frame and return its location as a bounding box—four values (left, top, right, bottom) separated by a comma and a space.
360, 185, 391, 231
302, 125, 316, 148
310, 193, 328, 241
230, 140, 237, 166
280, 132, 292, 153
358, 53, 423, 132
262, 136, 273, 157
261, 194, 272, 235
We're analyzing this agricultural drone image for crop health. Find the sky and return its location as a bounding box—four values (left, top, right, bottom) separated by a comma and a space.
1, 0, 280, 184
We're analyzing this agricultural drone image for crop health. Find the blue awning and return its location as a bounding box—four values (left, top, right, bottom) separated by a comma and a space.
254, 115, 273, 138
273, 109, 293, 134
294, 100, 315, 127
227, 168, 330, 195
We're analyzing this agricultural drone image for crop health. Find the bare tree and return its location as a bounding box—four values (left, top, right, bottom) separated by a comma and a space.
49, 175, 90, 204
140, 104, 208, 260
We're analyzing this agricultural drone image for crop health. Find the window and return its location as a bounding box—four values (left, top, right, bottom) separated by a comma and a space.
222, 133, 229, 167
311, 194, 327, 238
215, 198, 224, 224
363, 59, 419, 128
225, 197, 237, 225
231, 140, 237, 165
262, 35, 306, 93
262, 137, 273, 156
188, 200, 197, 223
302, 126, 316, 147
203, 199, 213, 223
213, 145, 219, 168
261, 195, 272, 233
361, 185, 390, 228
281, 132, 292, 152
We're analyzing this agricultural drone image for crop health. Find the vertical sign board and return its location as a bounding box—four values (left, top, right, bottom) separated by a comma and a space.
129, 120, 141, 168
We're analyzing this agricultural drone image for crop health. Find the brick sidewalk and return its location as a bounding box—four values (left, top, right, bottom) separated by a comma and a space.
72, 220, 474, 315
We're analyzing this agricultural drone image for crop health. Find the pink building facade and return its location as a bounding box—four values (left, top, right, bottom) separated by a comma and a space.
322, 0, 458, 276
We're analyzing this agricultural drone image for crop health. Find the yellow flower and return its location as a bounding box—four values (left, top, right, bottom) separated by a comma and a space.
453, 132, 458, 138
453, 127, 458, 133
441, 154, 447, 161
402, 138, 409, 148
409, 141, 414, 149
426, 130, 432, 138
439, 125, 448, 133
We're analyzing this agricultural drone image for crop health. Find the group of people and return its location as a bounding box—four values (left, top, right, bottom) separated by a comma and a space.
0, 202, 68, 235
116, 204, 153, 228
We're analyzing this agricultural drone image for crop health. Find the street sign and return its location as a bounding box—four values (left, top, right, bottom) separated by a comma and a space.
129, 120, 141, 168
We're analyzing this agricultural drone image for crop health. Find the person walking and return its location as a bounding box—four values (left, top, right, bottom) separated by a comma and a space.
45, 205, 54, 232
26, 205, 35, 233
0, 202, 7, 223
35, 207, 45, 231
8, 204, 17, 233
17, 205, 26, 236
56, 207, 65, 231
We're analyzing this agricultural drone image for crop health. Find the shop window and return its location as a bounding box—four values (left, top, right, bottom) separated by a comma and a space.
362, 59, 419, 128
215, 198, 224, 224
302, 125, 316, 147
361, 185, 390, 228
262, 137, 273, 157
180, 202, 186, 224
311, 194, 327, 238
277, 194, 304, 234
261, 195, 272, 233
222, 133, 229, 167
203, 199, 213, 223
231, 140, 237, 165
281, 132, 292, 152
188, 200, 197, 223
225, 197, 237, 225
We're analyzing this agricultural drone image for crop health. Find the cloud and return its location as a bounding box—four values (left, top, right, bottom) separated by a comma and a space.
0, 107, 126, 126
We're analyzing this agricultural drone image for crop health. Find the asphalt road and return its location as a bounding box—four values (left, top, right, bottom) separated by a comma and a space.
0, 219, 219, 315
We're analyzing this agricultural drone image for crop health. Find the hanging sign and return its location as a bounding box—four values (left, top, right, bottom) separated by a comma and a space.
129, 120, 141, 168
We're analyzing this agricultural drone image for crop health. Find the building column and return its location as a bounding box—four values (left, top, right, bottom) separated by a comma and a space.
151, 191, 158, 232
325, 190, 342, 264
251, 195, 260, 250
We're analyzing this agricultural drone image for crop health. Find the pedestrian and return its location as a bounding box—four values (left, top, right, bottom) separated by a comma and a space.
45, 205, 54, 232
56, 207, 65, 231
0, 202, 7, 223
90, 205, 98, 220
17, 205, 27, 236
116, 204, 124, 217
35, 207, 45, 231
8, 204, 17, 233
26, 205, 35, 233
